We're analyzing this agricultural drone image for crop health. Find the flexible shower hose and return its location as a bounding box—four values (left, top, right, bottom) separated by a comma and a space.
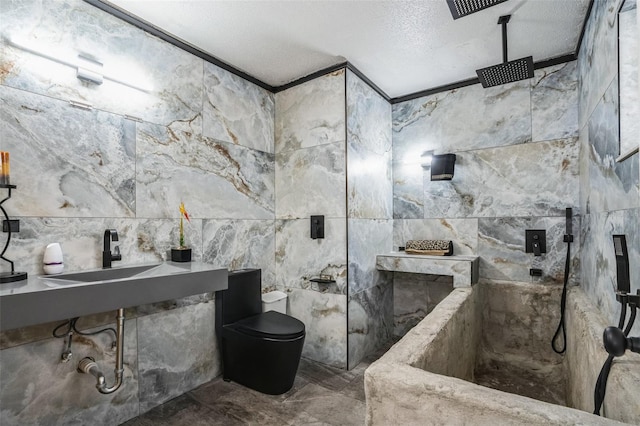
551, 231, 572, 354
593, 306, 636, 415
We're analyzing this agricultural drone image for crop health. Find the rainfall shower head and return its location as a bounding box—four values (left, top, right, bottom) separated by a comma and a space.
446, 0, 509, 20
476, 15, 534, 88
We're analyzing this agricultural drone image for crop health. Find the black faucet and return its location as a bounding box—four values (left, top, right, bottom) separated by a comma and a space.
103, 229, 122, 269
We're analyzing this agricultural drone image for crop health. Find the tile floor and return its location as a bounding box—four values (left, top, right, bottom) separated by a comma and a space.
122, 346, 391, 426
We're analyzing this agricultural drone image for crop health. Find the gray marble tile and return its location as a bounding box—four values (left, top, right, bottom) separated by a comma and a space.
189, 376, 322, 425
0, 0, 204, 132
531, 62, 579, 142
275, 70, 345, 153
0, 85, 136, 218
618, 2, 640, 158
133, 294, 215, 318
579, 124, 591, 215
587, 79, 640, 213
393, 272, 453, 337
393, 160, 425, 219
137, 302, 220, 414
0, 317, 139, 426
287, 288, 347, 369
202, 219, 275, 288
203, 63, 274, 154
423, 138, 580, 218
348, 280, 393, 369
0, 310, 116, 350
275, 219, 347, 294
275, 141, 346, 219
1, 217, 204, 276
122, 393, 234, 426
282, 382, 365, 426
347, 219, 393, 294
578, 0, 623, 128
581, 208, 640, 336
134, 218, 205, 263
346, 69, 392, 156
478, 216, 581, 284
393, 218, 478, 255
297, 357, 355, 391
136, 122, 275, 220
392, 80, 531, 161
347, 143, 393, 219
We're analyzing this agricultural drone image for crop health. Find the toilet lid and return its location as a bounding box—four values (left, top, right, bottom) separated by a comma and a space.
233, 311, 305, 339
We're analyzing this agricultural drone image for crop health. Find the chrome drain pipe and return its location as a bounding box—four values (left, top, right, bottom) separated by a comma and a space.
77, 308, 125, 394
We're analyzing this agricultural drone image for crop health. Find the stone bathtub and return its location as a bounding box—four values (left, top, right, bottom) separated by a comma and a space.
365, 281, 640, 425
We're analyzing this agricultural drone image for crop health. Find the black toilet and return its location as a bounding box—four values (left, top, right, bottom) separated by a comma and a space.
215, 269, 305, 395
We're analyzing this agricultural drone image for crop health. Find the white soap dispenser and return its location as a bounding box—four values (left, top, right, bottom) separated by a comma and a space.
43, 243, 64, 275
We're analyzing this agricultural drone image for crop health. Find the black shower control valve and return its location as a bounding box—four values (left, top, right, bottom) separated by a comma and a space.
525, 230, 546, 256
529, 268, 542, 276
310, 215, 324, 239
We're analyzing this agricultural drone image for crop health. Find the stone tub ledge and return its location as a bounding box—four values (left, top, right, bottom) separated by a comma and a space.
376, 252, 479, 287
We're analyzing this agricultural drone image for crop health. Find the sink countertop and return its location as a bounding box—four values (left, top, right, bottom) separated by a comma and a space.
0, 261, 222, 297
0, 262, 228, 331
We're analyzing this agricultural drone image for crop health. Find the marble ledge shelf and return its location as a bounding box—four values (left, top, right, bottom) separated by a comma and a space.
376, 252, 479, 288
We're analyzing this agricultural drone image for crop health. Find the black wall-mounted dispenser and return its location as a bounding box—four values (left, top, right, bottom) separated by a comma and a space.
430, 154, 456, 181
310, 215, 324, 239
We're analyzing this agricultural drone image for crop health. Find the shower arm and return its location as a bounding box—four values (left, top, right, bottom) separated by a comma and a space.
501, 17, 508, 63
499, 15, 511, 63
77, 308, 125, 394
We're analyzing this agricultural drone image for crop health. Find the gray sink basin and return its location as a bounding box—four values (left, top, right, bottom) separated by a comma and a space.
47, 264, 161, 283
0, 262, 228, 331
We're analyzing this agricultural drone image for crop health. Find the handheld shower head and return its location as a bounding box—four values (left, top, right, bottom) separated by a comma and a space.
476, 14, 534, 88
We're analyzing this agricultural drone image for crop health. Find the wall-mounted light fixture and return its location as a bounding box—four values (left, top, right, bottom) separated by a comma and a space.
430, 154, 456, 181
8, 36, 152, 92
420, 150, 434, 168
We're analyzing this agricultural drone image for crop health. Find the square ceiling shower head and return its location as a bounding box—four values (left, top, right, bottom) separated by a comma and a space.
476, 56, 534, 88
446, 0, 509, 20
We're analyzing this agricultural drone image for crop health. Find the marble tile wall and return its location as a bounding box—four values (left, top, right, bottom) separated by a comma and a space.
0, 0, 275, 423
393, 272, 453, 337
137, 302, 220, 414
345, 71, 393, 369
392, 61, 581, 291
0, 318, 140, 425
1, 0, 204, 133
578, 0, 640, 334
275, 71, 348, 368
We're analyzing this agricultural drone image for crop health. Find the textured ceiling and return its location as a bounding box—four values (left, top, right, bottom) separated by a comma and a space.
106, 0, 591, 98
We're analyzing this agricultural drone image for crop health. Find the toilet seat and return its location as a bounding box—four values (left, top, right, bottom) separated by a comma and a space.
231, 311, 305, 340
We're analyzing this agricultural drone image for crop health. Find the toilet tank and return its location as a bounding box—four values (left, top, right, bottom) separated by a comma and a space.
262, 291, 287, 314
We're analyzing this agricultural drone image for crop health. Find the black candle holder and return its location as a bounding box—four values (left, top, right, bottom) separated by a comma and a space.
0, 184, 27, 283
